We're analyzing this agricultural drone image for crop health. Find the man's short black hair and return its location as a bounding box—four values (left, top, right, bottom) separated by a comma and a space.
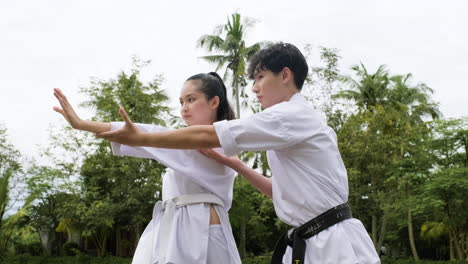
248, 42, 309, 90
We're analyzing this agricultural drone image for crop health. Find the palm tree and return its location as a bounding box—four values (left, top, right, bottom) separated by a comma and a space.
334, 63, 391, 112
197, 13, 266, 117
335, 63, 440, 259
387, 73, 440, 123
335, 63, 440, 119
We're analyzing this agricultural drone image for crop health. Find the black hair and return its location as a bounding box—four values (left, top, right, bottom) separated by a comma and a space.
248, 42, 309, 90
186, 72, 236, 121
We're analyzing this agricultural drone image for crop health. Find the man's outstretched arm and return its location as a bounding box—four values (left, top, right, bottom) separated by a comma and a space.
96, 107, 221, 149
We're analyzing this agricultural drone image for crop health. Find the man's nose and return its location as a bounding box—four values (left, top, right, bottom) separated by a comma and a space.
252, 84, 259, 94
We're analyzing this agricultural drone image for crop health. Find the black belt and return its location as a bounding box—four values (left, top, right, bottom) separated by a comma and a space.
271, 203, 352, 264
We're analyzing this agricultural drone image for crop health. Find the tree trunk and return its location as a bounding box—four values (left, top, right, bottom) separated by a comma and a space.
407, 209, 420, 261
39, 230, 52, 256
234, 78, 240, 118
134, 225, 141, 255
450, 231, 455, 260
239, 216, 246, 259
372, 215, 378, 248
376, 213, 387, 254
93, 228, 108, 257
116, 227, 121, 257
455, 231, 465, 260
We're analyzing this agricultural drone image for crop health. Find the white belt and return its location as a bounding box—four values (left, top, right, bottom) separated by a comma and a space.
151, 193, 224, 264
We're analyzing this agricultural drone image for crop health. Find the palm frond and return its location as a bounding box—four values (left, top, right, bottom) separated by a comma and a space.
197, 35, 225, 52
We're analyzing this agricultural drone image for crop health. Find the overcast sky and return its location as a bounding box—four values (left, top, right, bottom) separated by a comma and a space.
1, 0, 467, 160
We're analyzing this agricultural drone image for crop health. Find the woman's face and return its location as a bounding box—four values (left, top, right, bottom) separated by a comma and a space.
179, 80, 219, 126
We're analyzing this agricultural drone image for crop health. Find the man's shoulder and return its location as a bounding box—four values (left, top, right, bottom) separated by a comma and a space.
265, 98, 316, 119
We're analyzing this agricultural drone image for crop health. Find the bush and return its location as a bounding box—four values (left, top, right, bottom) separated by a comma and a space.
63, 242, 81, 256
14, 241, 42, 256
4, 256, 132, 264
243, 255, 271, 264
243, 255, 468, 264
381, 256, 468, 264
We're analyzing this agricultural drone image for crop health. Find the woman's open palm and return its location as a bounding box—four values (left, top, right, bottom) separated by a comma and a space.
53, 88, 82, 128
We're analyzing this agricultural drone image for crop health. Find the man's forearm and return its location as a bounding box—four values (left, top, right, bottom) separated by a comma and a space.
140, 125, 221, 149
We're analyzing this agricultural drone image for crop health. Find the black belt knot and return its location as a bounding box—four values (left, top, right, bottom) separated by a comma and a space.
271, 203, 352, 264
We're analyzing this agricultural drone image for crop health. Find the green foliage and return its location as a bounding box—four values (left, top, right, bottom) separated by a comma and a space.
415, 118, 468, 260
5, 256, 131, 264
335, 62, 441, 258
70, 61, 171, 256
243, 254, 271, 264
0, 125, 21, 222
0, 124, 23, 260
3, 15, 463, 261
63, 241, 81, 256
15, 241, 42, 256
20, 60, 172, 257
380, 257, 467, 264
305, 46, 346, 129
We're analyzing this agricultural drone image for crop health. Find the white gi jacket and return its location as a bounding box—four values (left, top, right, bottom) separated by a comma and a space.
213, 93, 380, 264
111, 122, 241, 264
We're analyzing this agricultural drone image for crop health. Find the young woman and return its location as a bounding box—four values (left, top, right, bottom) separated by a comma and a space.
53, 72, 241, 264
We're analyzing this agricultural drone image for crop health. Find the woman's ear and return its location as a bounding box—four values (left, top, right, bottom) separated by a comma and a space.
210, 96, 220, 110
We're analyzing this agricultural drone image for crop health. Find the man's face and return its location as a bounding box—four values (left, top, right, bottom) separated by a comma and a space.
252, 69, 285, 109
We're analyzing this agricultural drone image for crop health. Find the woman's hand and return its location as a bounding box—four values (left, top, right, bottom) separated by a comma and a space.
53, 88, 83, 129
199, 149, 240, 168
96, 107, 144, 146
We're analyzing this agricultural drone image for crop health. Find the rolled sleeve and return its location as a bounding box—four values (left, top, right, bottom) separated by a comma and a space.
110, 122, 125, 156
109, 122, 170, 158
213, 120, 241, 157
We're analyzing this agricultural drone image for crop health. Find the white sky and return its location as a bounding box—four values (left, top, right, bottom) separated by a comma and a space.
1, 0, 467, 160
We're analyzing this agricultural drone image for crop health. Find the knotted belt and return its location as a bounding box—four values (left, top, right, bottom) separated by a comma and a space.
150, 193, 224, 264
271, 203, 352, 264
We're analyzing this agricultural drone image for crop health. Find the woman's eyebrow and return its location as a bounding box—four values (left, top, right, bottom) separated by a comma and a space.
179, 93, 196, 100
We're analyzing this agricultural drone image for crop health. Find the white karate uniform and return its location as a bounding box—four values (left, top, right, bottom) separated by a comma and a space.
214, 93, 380, 264
111, 122, 241, 264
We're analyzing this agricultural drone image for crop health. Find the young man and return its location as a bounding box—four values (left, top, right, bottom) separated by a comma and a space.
97, 43, 380, 264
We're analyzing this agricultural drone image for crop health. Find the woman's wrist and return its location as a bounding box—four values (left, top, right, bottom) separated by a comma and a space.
227, 157, 243, 170
73, 119, 85, 130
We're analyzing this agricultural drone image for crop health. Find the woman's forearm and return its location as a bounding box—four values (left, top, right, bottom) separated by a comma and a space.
230, 159, 272, 198
76, 120, 111, 134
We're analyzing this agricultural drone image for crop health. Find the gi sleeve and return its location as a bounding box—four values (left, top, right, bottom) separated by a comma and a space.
213, 103, 317, 156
